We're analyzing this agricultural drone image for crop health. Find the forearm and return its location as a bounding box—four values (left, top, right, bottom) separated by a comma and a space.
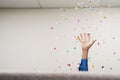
79, 49, 89, 71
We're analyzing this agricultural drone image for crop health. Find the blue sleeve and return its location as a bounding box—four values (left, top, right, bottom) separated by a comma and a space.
79, 59, 88, 71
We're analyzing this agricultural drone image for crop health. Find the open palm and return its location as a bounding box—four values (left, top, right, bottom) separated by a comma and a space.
78, 33, 96, 50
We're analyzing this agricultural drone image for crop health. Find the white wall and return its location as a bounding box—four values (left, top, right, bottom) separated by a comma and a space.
0, 8, 120, 75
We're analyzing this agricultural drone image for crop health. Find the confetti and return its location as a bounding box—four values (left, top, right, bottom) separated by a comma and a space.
78, 63, 80, 65
50, 26, 54, 30
110, 67, 112, 70
117, 59, 120, 61
99, 20, 102, 23
70, 68, 72, 71
97, 42, 100, 45
101, 66, 104, 69
77, 67, 79, 71
77, 18, 80, 23
75, 6, 78, 10
104, 16, 107, 19
74, 27, 76, 31
113, 52, 116, 54
74, 47, 76, 50
66, 50, 69, 53
108, 4, 111, 7
112, 37, 115, 39
92, 64, 95, 68
54, 48, 56, 51
67, 64, 71, 67
58, 66, 61, 68
89, 0, 92, 3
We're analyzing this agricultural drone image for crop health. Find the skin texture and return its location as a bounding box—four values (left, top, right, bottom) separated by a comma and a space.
77, 33, 96, 59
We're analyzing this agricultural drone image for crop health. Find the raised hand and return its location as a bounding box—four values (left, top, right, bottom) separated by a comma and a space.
77, 33, 96, 51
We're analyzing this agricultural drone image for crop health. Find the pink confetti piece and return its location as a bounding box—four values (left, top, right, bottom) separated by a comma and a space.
78, 63, 80, 65
76, 67, 79, 71
77, 18, 80, 23
67, 64, 71, 67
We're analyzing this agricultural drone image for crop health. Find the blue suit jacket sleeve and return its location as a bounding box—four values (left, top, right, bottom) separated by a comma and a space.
79, 59, 88, 71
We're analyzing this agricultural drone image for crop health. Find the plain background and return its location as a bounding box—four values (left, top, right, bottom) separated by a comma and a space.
0, 8, 120, 75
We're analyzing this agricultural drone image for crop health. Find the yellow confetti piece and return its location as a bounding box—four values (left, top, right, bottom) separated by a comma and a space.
92, 64, 94, 68
104, 16, 107, 19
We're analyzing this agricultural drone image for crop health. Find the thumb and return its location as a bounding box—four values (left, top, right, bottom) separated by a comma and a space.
90, 40, 96, 46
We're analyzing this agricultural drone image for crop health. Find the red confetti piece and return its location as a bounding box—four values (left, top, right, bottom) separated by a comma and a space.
67, 64, 71, 67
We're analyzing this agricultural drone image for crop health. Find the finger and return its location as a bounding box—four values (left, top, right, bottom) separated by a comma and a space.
87, 33, 90, 42
77, 36, 81, 42
80, 33, 83, 40
84, 33, 87, 40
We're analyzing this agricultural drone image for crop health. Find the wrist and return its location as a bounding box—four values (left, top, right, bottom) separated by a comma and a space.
82, 49, 89, 59
82, 48, 89, 52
